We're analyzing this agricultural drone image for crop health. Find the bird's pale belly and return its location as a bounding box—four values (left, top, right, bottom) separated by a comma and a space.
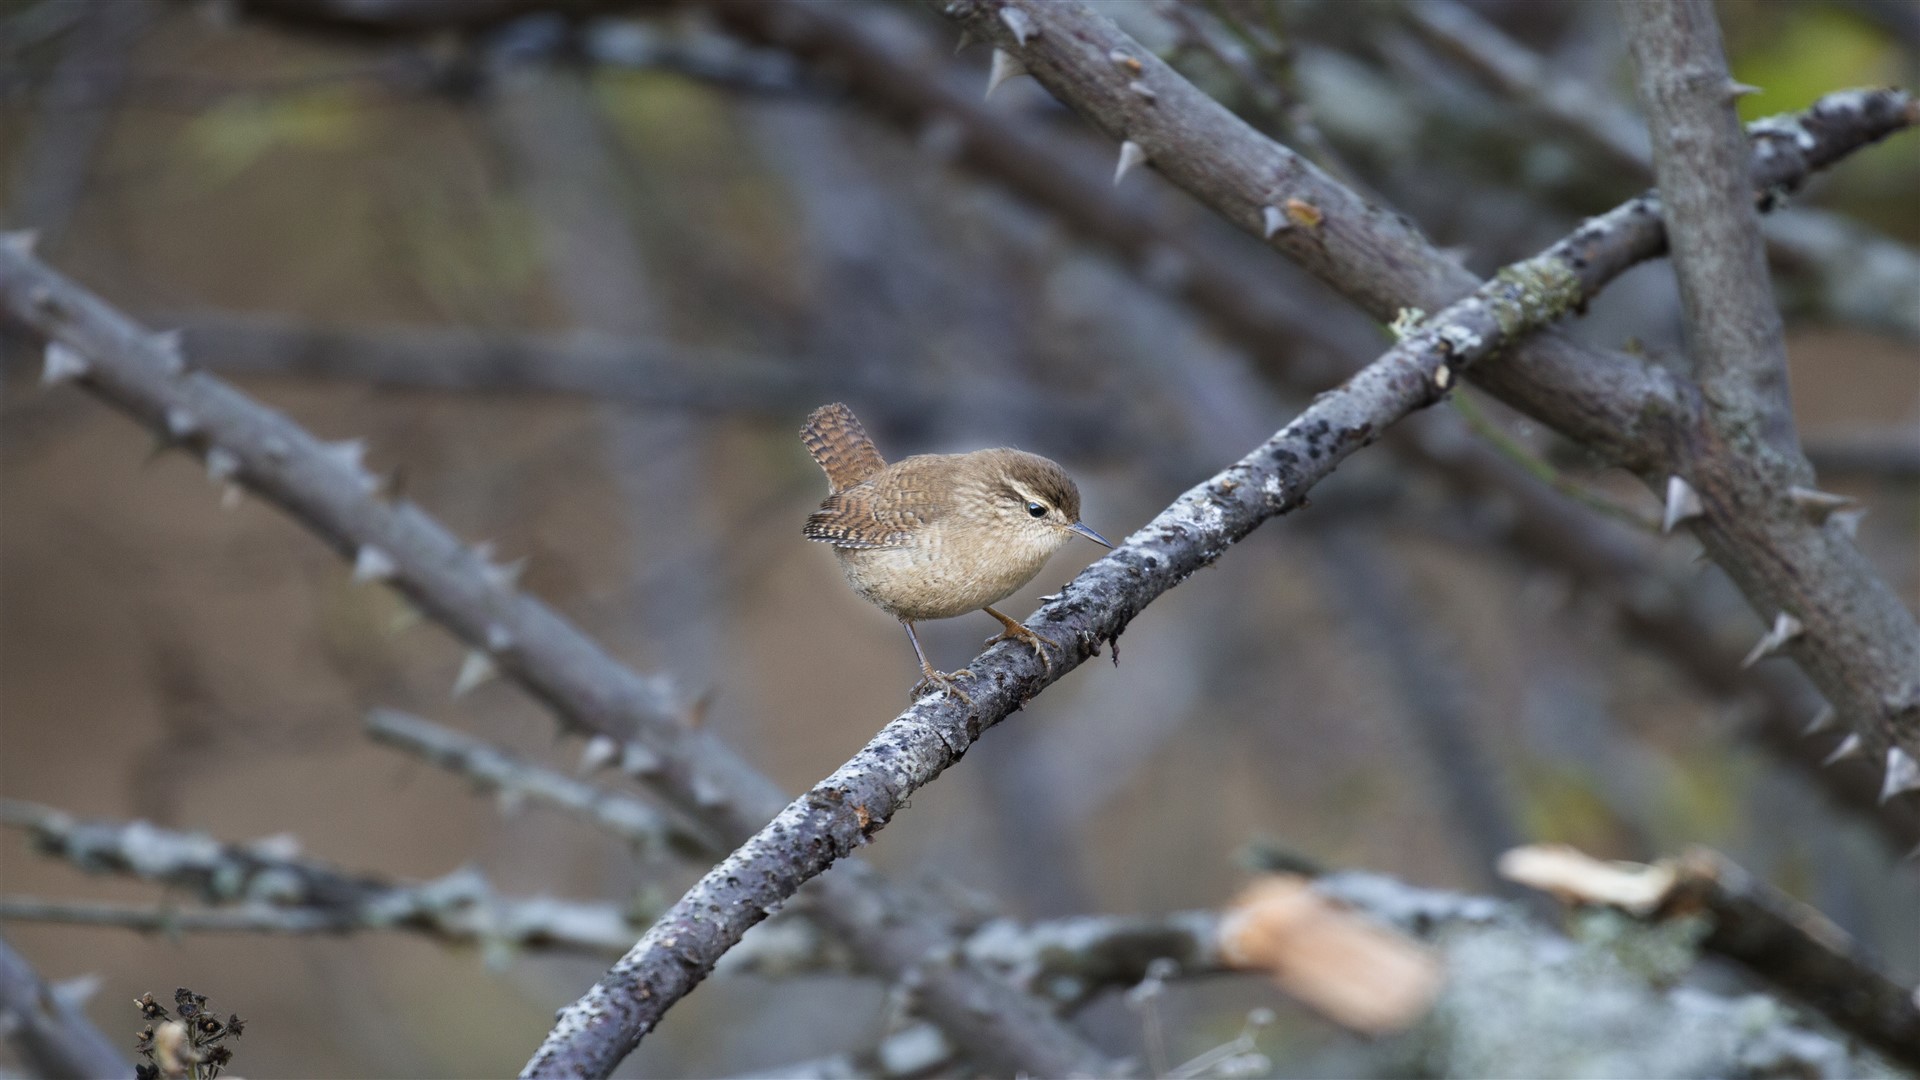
835, 532, 1053, 621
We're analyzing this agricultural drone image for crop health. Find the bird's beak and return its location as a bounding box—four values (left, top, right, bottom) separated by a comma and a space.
1067, 521, 1113, 548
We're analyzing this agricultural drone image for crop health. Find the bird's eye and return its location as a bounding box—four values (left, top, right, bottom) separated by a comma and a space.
1025, 501, 1047, 518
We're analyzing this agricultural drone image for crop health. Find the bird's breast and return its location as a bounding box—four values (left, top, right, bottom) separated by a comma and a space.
834, 521, 1057, 622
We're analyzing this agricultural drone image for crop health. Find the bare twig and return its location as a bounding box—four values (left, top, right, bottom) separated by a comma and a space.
0, 244, 1113, 1079
1502, 844, 1920, 1070
0, 934, 127, 1080
364, 707, 712, 855
0, 800, 646, 956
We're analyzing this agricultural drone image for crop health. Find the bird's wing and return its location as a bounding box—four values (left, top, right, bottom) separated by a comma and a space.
803, 472, 945, 550
800, 403, 887, 495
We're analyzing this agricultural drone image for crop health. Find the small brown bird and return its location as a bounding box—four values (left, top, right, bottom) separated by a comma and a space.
801, 403, 1112, 700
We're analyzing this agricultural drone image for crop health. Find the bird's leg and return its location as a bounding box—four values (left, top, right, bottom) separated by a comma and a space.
981, 605, 1056, 675
902, 621, 971, 703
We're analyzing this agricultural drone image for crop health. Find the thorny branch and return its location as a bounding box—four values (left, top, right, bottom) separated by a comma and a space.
0, 934, 127, 1080
0, 242, 1113, 1079
518, 83, 1918, 1069
936, 0, 1920, 810
0, 800, 647, 957
712, 0, 1916, 846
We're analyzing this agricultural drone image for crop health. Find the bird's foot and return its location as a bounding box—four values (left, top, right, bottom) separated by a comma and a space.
986, 620, 1057, 675
911, 668, 973, 704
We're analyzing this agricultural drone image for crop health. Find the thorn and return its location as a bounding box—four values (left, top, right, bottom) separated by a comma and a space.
1725, 80, 1762, 100
220, 484, 244, 511
453, 650, 498, 698
1822, 732, 1863, 766
164, 407, 200, 440
1, 230, 39, 254
1801, 705, 1835, 736
986, 48, 1027, 97
954, 27, 977, 53
322, 438, 366, 473
621, 742, 662, 776
150, 329, 186, 374
482, 556, 527, 591
579, 735, 619, 774
1661, 475, 1702, 533
1831, 507, 1867, 539
352, 545, 397, 584
1879, 747, 1920, 803
205, 447, 241, 483
1787, 485, 1857, 524
1127, 79, 1156, 103
1114, 139, 1147, 185
484, 623, 514, 653
998, 6, 1034, 45
41, 341, 89, 384
50, 974, 102, 1011
1262, 205, 1288, 239
1108, 49, 1143, 75
1740, 612, 1802, 668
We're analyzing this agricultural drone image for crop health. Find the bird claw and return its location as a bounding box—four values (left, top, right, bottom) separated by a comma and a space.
911, 668, 973, 704
986, 623, 1056, 675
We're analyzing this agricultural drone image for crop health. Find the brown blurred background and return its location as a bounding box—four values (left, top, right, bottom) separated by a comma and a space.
2, 0, 1916, 1075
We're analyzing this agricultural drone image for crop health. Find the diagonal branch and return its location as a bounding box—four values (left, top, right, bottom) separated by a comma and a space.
0, 242, 1112, 1078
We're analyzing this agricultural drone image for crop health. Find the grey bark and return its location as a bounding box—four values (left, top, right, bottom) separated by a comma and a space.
0, 935, 128, 1080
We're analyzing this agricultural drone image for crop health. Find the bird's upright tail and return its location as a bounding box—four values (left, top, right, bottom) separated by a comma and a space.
800, 403, 887, 493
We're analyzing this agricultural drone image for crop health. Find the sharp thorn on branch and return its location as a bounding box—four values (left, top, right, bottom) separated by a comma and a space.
164, 407, 200, 440
1822, 733, 1864, 766
1740, 612, 1803, 668
998, 6, 1035, 45
1262, 205, 1288, 239
1661, 475, 1703, 533
41, 341, 89, 384
1114, 139, 1148, 185
579, 735, 619, 774
352, 545, 398, 584
954, 28, 977, 54
205, 447, 241, 484
1, 230, 39, 254
453, 650, 498, 698
1787, 485, 1858, 524
1801, 705, 1835, 736
1880, 747, 1920, 803
150, 329, 186, 374
1725, 80, 1763, 100
1128, 80, 1156, 102
985, 48, 1028, 98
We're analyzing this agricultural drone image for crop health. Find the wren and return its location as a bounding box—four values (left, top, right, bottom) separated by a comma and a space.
801, 403, 1112, 701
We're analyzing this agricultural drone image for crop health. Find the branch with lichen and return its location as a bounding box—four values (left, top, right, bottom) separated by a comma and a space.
0, 800, 648, 958
1502, 844, 1920, 1070
0, 239, 1113, 1079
